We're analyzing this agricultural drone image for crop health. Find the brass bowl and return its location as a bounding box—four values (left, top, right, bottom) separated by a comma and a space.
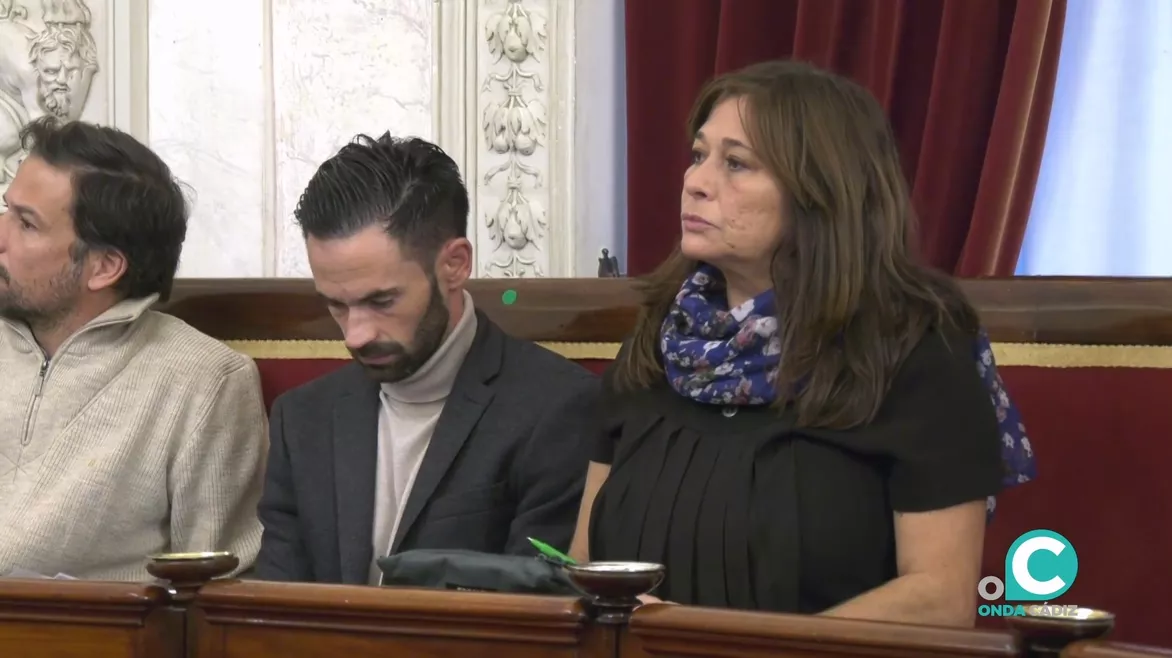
145, 551, 238, 584
1006, 606, 1116, 652
565, 561, 665, 601
147, 551, 234, 562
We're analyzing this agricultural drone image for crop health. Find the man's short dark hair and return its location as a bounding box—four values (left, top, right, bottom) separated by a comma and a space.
293, 133, 469, 263
20, 118, 188, 302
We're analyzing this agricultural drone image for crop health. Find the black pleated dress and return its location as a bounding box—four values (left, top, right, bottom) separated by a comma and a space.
588, 327, 1003, 613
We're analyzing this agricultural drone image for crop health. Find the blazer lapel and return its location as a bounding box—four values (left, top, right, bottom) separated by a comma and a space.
391, 314, 503, 552
333, 378, 380, 584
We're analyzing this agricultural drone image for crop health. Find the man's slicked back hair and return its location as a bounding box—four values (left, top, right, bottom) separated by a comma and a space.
20, 117, 189, 302
294, 133, 469, 263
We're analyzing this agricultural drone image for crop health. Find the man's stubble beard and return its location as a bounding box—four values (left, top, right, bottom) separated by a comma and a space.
0, 259, 84, 333
352, 281, 452, 384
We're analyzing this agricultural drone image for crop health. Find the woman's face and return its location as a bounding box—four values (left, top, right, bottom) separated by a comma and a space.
679, 97, 786, 276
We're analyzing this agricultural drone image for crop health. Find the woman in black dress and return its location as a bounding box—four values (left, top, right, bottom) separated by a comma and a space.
568, 60, 1035, 628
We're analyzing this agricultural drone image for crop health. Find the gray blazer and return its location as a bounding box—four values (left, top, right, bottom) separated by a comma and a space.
253, 312, 599, 584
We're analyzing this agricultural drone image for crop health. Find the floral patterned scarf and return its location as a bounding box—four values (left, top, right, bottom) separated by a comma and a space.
660, 265, 1036, 513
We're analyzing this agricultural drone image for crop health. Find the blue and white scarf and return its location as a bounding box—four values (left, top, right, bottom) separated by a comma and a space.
660, 264, 1036, 513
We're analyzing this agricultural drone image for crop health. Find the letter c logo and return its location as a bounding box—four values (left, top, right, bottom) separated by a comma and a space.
1005, 530, 1078, 601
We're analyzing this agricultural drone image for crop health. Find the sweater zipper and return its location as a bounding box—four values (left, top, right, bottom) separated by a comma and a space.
19, 360, 49, 446
12, 315, 124, 447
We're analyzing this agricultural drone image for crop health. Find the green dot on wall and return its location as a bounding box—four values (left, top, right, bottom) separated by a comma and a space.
502, 289, 518, 305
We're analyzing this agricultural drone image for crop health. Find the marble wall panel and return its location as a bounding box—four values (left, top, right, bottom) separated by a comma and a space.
149, 0, 266, 277
143, 0, 617, 278
271, 0, 434, 277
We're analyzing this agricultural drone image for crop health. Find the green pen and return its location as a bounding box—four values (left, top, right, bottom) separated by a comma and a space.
528, 537, 577, 565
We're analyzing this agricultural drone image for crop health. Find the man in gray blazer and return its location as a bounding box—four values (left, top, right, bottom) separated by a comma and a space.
254, 133, 598, 585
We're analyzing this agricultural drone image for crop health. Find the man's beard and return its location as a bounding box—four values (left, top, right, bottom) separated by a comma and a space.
350, 282, 451, 384
0, 260, 84, 332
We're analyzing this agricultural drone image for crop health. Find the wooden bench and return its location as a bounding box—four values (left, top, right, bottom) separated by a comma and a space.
158, 276, 1172, 648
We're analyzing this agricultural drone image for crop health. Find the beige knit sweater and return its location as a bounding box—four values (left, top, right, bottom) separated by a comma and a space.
0, 294, 268, 581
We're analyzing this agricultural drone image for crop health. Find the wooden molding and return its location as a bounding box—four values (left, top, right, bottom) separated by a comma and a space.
162, 277, 1172, 347
625, 604, 1020, 658
0, 579, 180, 657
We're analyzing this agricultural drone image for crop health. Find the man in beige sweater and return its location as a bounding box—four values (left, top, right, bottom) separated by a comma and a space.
0, 118, 268, 581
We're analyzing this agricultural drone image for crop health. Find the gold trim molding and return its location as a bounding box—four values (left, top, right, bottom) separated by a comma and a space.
224, 340, 1172, 369
991, 343, 1172, 368
222, 340, 619, 361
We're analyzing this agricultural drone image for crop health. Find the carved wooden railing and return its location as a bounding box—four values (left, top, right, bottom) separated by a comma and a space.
189, 580, 604, 658
0, 578, 181, 658
2, 551, 1168, 658
6, 276, 1157, 657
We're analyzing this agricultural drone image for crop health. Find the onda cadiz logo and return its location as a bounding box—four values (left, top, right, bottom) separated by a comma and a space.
978, 529, 1080, 617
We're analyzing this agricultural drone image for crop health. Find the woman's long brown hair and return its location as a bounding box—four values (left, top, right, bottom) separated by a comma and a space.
613, 60, 979, 430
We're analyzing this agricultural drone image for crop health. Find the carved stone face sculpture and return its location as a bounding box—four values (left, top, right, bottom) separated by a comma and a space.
29, 23, 97, 121
35, 46, 80, 118
0, 3, 98, 192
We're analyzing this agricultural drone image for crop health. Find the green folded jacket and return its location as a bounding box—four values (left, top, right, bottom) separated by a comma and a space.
376, 549, 579, 595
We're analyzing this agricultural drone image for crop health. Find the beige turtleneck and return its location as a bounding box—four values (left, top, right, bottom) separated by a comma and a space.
368, 290, 478, 584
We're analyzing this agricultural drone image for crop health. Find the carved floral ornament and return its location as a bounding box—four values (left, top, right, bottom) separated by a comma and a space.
481, 0, 549, 278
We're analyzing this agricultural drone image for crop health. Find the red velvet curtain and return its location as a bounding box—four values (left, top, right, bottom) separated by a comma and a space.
624, 0, 1066, 277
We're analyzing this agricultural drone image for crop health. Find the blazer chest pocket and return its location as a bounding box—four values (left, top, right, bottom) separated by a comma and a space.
423, 480, 510, 521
